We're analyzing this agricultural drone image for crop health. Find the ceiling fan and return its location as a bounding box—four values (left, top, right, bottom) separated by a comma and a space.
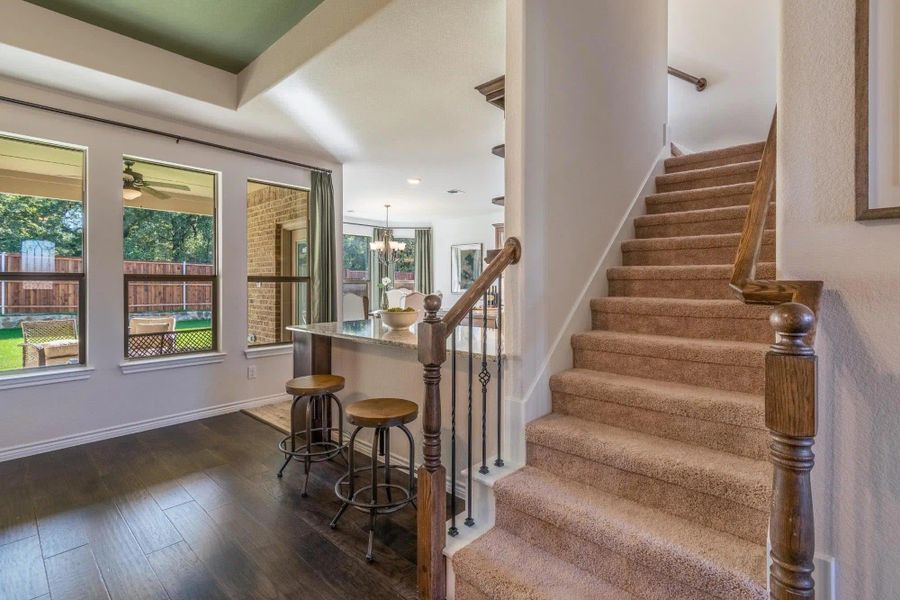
122, 160, 191, 200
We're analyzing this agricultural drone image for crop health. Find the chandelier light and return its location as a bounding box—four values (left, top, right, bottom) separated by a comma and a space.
370, 204, 406, 267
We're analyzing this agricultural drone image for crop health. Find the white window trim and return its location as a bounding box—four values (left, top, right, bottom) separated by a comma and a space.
0, 365, 94, 391
119, 352, 226, 375
243, 344, 292, 359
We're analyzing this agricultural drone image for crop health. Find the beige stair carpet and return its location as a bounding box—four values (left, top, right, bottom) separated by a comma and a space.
454, 141, 773, 600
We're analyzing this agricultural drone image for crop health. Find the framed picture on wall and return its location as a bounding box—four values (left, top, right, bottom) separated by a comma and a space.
450, 243, 483, 293
856, 0, 900, 220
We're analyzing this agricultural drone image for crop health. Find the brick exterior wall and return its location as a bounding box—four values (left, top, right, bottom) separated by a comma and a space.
247, 185, 309, 345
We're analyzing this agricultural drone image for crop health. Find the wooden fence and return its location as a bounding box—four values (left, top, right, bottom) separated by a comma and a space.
0, 253, 213, 315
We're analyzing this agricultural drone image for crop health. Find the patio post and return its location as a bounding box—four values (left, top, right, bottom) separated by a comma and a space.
182, 260, 188, 311
1, 252, 6, 316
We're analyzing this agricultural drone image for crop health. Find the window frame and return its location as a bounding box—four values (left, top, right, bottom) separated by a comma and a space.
122, 156, 219, 361
246, 178, 312, 349
0, 133, 88, 373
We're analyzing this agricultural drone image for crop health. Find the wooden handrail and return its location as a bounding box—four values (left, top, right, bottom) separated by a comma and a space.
442, 237, 521, 334
729, 110, 824, 313
731, 108, 822, 600
668, 66, 708, 91
416, 236, 521, 600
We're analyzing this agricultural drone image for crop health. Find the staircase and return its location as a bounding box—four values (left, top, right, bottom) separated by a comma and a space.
452, 141, 778, 599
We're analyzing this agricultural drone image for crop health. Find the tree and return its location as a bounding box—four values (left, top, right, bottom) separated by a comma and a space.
343, 234, 370, 271
0, 193, 83, 256
123, 207, 213, 264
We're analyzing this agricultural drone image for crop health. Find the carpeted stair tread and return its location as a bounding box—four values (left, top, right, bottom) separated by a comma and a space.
494, 467, 768, 599
607, 262, 775, 299
635, 204, 774, 238
645, 182, 755, 214
550, 368, 765, 430
453, 529, 634, 600
572, 330, 768, 368
664, 142, 765, 173
621, 230, 774, 266
590, 296, 773, 342
656, 161, 760, 193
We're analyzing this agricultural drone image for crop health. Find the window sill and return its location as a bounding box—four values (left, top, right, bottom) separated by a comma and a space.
119, 352, 226, 375
0, 365, 95, 391
244, 345, 293, 359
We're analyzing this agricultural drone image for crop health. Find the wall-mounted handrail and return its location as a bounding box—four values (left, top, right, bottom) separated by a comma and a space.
668, 66, 708, 91
730, 108, 822, 600
416, 236, 521, 600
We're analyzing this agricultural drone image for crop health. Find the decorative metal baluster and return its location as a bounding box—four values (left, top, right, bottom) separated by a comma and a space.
495, 276, 504, 468
478, 292, 491, 474
465, 310, 475, 527
448, 333, 458, 537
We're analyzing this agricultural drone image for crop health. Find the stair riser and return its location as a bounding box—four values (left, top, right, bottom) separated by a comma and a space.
573, 348, 765, 394
552, 391, 768, 460
635, 211, 773, 239
527, 443, 768, 545
665, 151, 764, 174
656, 169, 758, 193
455, 580, 490, 600
622, 240, 774, 267
591, 308, 773, 343
495, 504, 764, 600
647, 190, 753, 214
608, 276, 738, 300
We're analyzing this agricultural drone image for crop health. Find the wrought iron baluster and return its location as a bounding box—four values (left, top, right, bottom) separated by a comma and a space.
465, 309, 475, 527
479, 292, 491, 474
495, 276, 504, 467
448, 333, 458, 536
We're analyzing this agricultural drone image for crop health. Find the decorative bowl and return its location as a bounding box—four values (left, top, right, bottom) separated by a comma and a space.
378, 309, 418, 331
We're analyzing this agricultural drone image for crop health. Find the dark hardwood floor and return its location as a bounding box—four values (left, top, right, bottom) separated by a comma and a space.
0, 412, 420, 600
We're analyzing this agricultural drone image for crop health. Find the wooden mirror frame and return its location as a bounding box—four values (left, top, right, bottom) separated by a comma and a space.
855, 0, 900, 220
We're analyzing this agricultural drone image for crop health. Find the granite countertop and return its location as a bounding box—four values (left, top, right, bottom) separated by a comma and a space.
287, 319, 501, 362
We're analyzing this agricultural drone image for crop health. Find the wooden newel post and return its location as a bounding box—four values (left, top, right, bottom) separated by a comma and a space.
417, 294, 447, 600
766, 302, 817, 600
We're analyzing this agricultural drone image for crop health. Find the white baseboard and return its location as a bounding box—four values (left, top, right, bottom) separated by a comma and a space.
814, 553, 836, 600
0, 392, 290, 463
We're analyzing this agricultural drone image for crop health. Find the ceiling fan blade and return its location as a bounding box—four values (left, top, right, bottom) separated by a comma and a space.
143, 186, 171, 199
143, 181, 190, 191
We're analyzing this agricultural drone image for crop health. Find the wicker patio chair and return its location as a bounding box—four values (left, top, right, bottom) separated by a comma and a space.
128, 316, 177, 358
20, 318, 79, 368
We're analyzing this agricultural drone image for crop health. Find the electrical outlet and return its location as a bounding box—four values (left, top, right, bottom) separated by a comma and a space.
247, 365, 257, 380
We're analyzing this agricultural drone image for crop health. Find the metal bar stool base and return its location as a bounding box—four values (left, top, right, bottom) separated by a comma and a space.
276, 392, 346, 498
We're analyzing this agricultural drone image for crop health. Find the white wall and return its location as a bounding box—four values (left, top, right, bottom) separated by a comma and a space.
779, 2, 900, 598
504, 0, 668, 460
432, 211, 503, 308
668, 0, 777, 151
0, 78, 342, 460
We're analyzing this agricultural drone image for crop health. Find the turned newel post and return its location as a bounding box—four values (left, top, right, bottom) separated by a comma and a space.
766, 302, 817, 600
417, 294, 447, 600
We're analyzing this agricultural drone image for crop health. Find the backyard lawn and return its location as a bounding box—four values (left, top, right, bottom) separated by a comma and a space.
0, 318, 211, 372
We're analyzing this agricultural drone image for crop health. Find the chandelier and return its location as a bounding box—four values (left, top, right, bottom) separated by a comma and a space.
369, 204, 406, 267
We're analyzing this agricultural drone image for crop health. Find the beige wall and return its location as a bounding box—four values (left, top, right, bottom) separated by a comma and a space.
246, 184, 309, 345
504, 0, 668, 460
780, 1, 900, 597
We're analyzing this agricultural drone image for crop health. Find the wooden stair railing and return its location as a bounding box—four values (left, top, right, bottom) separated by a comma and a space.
416, 237, 521, 600
730, 109, 823, 600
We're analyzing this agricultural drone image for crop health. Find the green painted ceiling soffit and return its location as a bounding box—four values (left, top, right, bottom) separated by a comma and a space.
25, 0, 327, 73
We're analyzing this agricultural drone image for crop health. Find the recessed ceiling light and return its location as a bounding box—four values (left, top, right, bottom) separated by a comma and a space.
407, 177, 422, 185
346, 209, 355, 213
447, 189, 464, 194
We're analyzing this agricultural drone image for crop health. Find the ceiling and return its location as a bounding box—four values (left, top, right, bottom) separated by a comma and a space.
0, 0, 506, 225
23, 0, 326, 73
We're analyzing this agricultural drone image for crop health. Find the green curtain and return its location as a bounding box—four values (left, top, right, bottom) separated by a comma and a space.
414, 228, 433, 294
310, 171, 336, 323
370, 227, 389, 310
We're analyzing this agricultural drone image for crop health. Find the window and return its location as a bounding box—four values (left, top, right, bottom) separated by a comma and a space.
123, 158, 217, 360
392, 236, 416, 290
343, 233, 370, 303
0, 134, 86, 373
246, 180, 310, 347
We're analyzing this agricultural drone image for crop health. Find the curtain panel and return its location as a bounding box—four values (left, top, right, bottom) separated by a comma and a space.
310, 171, 337, 323
414, 228, 433, 294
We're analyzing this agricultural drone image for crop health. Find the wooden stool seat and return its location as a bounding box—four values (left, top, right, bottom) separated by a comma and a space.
285, 374, 345, 396
346, 398, 418, 428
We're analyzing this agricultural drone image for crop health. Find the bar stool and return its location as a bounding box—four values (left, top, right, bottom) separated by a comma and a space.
330, 398, 418, 563
277, 374, 347, 497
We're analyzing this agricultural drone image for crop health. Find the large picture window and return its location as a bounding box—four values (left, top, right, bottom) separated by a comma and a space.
122, 158, 217, 360
0, 134, 86, 373
247, 180, 310, 347
343, 233, 370, 304
392, 235, 416, 290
